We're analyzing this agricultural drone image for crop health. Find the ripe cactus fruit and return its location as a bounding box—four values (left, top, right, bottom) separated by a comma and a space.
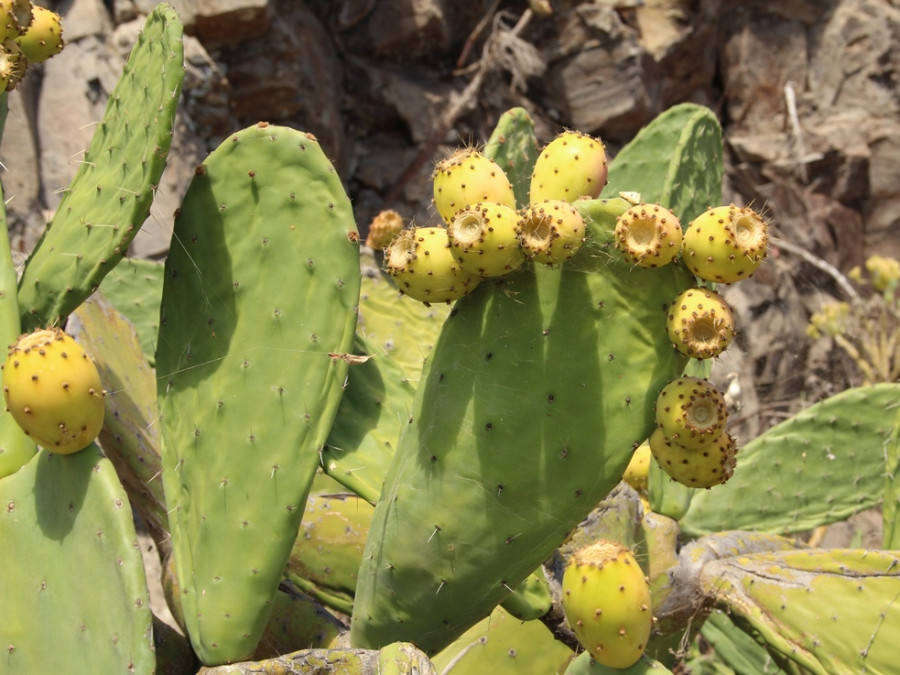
16, 5, 63, 63
0, 42, 27, 94
365, 209, 404, 250
447, 201, 526, 277
561, 540, 652, 669
648, 427, 737, 488
665, 287, 735, 359
623, 441, 651, 493
1, 328, 105, 454
530, 130, 608, 204
518, 199, 585, 264
0, 0, 32, 41
433, 148, 516, 224
614, 203, 682, 268
655, 376, 727, 450
682, 204, 768, 283
385, 227, 480, 304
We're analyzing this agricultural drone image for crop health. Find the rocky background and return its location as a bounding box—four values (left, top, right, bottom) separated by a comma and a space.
3, 0, 900, 443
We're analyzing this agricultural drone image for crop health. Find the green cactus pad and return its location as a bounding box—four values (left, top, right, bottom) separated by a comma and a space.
350, 197, 693, 654
701, 548, 900, 675
431, 606, 574, 674
565, 651, 674, 674
681, 384, 900, 537
356, 248, 450, 383
157, 124, 361, 664
284, 489, 375, 615
17, 5, 183, 329
68, 294, 167, 547
483, 107, 540, 209
602, 103, 723, 224
0, 446, 155, 674
96, 257, 164, 364
884, 405, 900, 549
320, 335, 416, 504
0, 178, 37, 478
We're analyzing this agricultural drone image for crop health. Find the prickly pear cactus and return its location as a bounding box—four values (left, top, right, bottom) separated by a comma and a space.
680, 383, 900, 536
0, 180, 36, 478
16, 5, 183, 330
0, 446, 155, 674
350, 192, 693, 653
483, 107, 540, 207
156, 123, 361, 664
701, 548, 900, 674
602, 103, 723, 223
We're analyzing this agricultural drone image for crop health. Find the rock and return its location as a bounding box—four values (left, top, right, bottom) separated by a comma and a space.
36, 36, 122, 212
633, 0, 720, 108
58, 0, 115, 41
541, 5, 650, 139
0, 86, 44, 253
195, 0, 271, 48
337, 0, 452, 61
215, 1, 346, 169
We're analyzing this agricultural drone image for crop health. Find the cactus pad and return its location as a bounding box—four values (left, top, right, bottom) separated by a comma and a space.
157, 124, 360, 664
16, 5, 183, 329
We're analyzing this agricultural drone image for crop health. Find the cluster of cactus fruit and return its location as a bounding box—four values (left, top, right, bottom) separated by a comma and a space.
2, 5, 900, 675
385, 130, 602, 304
0, 0, 64, 93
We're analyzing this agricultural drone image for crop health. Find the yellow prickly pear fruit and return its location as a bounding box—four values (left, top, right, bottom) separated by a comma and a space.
614, 203, 683, 268
654, 376, 727, 450
432, 148, 516, 224
16, 5, 64, 63
622, 441, 651, 493
665, 287, 735, 360
365, 209, 404, 250
447, 201, 526, 278
517, 199, 585, 265
384, 226, 480, 304
682, 204, 768, 283
648, 427, 737, 488
561, 540, 652, 669
529, 130, 608, 205
0, 0, 32, 41
0, 42, 27, 94
2, 328, 106, 454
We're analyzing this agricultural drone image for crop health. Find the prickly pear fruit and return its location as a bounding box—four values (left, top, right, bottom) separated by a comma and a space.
682, 205, 768, 283
623, 441, 651, 493
665, 288, 735, 359
0, 0, 32, 41
0, 42, 26, 93
16, 5, 63, 63
518, 199, 585, 264
2, 328, 105, 454
530, 130, 608, 204
614, 204, 682, 268
384, 227, 481, 304
655, 376, 727, 450
365, 209, 404, 250
433, 149, 516, 224
648, 427, 737, 488
448, 202, 526, 277
561, 540, 652, 669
